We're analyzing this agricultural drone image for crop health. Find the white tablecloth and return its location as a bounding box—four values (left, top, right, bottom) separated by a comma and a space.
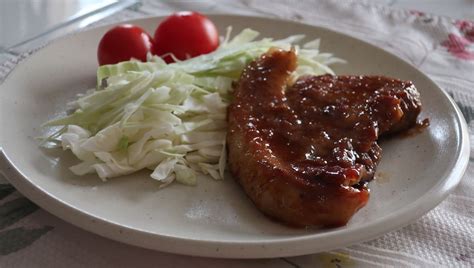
0, 0, 473, 267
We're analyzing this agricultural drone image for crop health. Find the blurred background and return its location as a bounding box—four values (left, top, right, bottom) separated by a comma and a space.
0, 0, 137, 62
1, 0, 473, 64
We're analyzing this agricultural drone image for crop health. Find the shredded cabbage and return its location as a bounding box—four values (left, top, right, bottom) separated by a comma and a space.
41, 27, 344, 187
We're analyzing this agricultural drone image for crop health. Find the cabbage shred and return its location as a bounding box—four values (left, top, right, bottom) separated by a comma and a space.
42, 27, 343, 187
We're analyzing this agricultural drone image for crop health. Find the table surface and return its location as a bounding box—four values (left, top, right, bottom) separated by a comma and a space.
0, 0, 473, 267
0, 0, 472, 58
373, 0, 473, 19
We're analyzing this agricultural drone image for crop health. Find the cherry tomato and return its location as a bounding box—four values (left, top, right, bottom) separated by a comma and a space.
152, 11, 219, 63
97, 24, 153, 65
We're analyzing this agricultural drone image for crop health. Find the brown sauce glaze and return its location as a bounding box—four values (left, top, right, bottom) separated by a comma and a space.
396, 118, 430, 138
227, 49, 423, 227
247, 74, 422, 187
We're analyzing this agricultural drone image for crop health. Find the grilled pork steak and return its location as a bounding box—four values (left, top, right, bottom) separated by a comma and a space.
227, 49, 422, 227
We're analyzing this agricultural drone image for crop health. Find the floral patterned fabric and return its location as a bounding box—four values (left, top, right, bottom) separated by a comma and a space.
0, 0, 473, 267
441, 20, 474, 60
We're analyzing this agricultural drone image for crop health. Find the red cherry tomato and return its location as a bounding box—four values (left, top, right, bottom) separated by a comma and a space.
152, 11, 219, 63
97, 24, 153, 65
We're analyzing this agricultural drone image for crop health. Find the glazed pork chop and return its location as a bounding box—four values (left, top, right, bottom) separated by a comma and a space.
227, 48, 422, 227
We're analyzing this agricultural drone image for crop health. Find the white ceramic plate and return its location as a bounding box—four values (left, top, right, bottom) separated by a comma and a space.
0, 15, 470, 259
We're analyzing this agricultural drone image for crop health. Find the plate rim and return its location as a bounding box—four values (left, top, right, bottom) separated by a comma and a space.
0, 14, 470, 258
